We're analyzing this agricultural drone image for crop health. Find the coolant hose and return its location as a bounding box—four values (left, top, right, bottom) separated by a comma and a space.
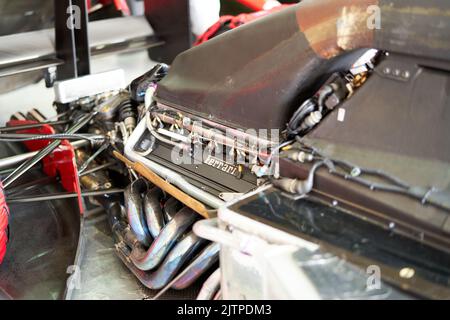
130, 207, 199, 271
196, 268, 221, 300
272, 160, 333, 195
193, 218, 238, 249
143, 187, 165, 238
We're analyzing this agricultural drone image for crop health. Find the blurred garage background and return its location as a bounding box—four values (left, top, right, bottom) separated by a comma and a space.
0, 0, 298, 124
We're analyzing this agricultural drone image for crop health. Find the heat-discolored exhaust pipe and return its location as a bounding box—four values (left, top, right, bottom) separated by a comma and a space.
172, 242, 220, 290
163, 197, 182, 223
124, 178, 152, 246
130, 207, 199, 271
143, 187, 165, 238
116, 232, 206, 290
104, 199, 211, 290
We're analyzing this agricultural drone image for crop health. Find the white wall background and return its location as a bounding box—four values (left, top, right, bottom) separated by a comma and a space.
0, 50, 156, 124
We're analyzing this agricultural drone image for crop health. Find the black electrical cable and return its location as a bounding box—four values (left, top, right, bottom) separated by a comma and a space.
293, 136, 450, 212
287, 99, 317, 136
317, 85, 334, 112
295, 136, 411, 188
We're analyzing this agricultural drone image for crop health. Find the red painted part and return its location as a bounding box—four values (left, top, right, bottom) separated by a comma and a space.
195, 5, 292, 46
6, 120, 56, 150
42, 142, 84, 213
0, 181, 9, 264
5, 120, 84, 214
194, 15, 235, 46
113, 0, 131, 15
235, 0, 267, 11
92, 0, 130, 15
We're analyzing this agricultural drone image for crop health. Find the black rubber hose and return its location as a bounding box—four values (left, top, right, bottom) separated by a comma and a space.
287, 99, 316, 136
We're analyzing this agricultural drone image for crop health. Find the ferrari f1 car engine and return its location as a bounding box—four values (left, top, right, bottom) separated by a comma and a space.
1, 0, 450, 300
